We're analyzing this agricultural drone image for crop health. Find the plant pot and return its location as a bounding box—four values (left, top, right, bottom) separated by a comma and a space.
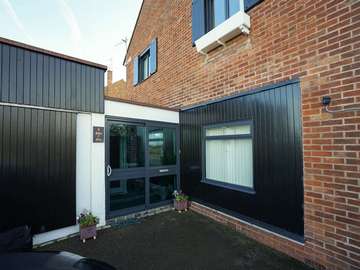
174, 199, 188, 212
79, 224, 97, 243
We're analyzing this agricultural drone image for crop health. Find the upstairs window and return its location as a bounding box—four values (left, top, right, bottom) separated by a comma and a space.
192, 0, 263, 43
139, 49, 150, 82
133, 39, 157, 86
205, 0, 240, 31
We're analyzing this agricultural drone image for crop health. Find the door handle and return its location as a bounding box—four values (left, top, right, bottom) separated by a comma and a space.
106, 165, 112, 177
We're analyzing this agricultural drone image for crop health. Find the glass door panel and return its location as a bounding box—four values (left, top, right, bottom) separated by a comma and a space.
106, 120, 179, 218
110, 123, 145, 169
150, 175, 176, 204
107, 121, 147, 218
110, 178, 145, 211
148, 127, 176, 167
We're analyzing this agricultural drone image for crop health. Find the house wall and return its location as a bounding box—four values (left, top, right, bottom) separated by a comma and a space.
0, 38, 107, 244
122, 0, 360, 269
34, 112, 106, 245
104, 70, 127, 99
0, 41, 105, 113
0, 105, 77, 234
0, 38, 107, 238
34, 100, 179, 245
180, 80, 304, 238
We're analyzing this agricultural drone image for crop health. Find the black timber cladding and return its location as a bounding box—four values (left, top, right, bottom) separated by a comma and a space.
0, 105, 76, 233
0, 38, 105, 234
180, 80, 304, 237
0, 39, 105, 113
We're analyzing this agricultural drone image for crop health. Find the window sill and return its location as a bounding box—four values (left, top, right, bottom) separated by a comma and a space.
195, 10, 250, 54
201, 179, 255, 194
134, 72, 153, 87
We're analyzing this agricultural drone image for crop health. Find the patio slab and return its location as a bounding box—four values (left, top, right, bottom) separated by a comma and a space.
38, 211, 313, 270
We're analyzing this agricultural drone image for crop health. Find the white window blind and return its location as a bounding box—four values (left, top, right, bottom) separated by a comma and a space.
204, 123, 253, 189
206, 125, 251, 136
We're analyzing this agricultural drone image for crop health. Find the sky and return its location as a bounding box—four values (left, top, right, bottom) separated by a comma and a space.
0, 0, 143, 83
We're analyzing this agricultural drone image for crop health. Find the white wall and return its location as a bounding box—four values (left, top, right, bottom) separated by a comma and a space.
105, 100, 179, 123
33, 113, 105, 245
90, 114, 106, 226
76, 114, 92, 215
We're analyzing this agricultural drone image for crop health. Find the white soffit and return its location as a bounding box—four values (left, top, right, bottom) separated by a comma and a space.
105, 100, 179, 124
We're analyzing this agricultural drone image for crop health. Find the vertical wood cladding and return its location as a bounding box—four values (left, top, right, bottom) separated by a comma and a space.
0, 105, 76, 234
180, 81, 303, 237
0, 43, 105, 113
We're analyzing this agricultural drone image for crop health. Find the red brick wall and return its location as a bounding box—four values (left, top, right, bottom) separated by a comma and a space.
104, 79, 127, 99
120, 0, 360, 269
104, 70, 127, 99
190, 202, 309, 265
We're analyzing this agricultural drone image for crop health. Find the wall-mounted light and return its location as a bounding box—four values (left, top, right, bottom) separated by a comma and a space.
322, 96, 331, 106
322, 96, 360, 113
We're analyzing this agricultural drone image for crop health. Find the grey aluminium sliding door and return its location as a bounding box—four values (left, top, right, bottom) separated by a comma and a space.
105, 118, 179, 219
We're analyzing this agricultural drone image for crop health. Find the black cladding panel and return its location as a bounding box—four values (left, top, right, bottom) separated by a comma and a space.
180, 80, 303, 237
0, 40, 104, 234
0, 105, 76, 234
0, 43, 104, 113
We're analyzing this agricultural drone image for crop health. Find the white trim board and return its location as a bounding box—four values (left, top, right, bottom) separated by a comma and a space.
105, 100, 179, 123
33, 225, 79, 246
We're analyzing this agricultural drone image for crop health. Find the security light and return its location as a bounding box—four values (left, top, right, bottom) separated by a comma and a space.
322, 96, 331, 106
322, 96, 360, 113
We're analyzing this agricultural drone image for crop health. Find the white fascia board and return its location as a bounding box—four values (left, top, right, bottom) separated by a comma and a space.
105, 100, 179, 124
195, 11, 250, 54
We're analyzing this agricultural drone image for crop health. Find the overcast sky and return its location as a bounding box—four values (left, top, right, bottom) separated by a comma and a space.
0, 0, 143, 82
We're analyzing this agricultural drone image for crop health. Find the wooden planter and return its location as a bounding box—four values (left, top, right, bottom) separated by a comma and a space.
80, 224, 97, 243
174, 199, 188, 212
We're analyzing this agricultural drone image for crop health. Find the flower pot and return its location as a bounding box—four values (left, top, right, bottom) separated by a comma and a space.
174, 199, 188, 212
80, 224, 97, 243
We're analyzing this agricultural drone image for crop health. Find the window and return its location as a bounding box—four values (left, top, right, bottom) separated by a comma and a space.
133, 39, 157, 85
150, 175, 176, 204
203, 121, 254, 192
139, 49, 150, 82
109, 123, 145, 169
205, 0, 240, 31
148, 127, 177, 167
192, 0, 263, 44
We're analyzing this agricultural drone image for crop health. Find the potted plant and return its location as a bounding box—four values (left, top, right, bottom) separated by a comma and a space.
173, 190, 189, 212
77, 210, 99, 243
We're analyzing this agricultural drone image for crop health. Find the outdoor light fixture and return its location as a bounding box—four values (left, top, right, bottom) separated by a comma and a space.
322, 96, 360, 113
322, 96, 331, 106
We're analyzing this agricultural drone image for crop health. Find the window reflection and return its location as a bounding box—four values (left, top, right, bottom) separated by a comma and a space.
110, 124, 145, 169
206, 0, 241, 32
110, 178, 145, 211
139, 50, 150, 82
148, 128, 176, 167
229, 0, 240, 16
214, 0, 226, 27
150, 175, 176, 204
